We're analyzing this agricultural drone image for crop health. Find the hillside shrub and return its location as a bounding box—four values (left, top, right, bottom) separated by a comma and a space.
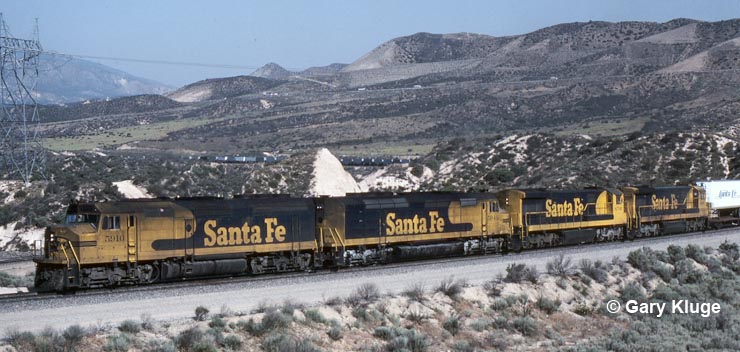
62, 324, 87, 351
579, 259, 609, 283
327, 324, 343, 341
104, 334, 132, 352
347, 283, 380, 307
386, 329, 428, 352
435, 276, 466, 299
686, 244, 709, 265
512, 317, 538, 336
194, 306, 209, 321
573, 304, 593, 316
222, 335, 242, 351
451, 340, 474, 352
145, 338, 177, 352
261, 309, 293, 332
304, 309, 327, 324
237, 318, 264, 336
470, 318, 494, 332
443, 314, 461, 336
536, 296, 561, 315
0, 272, 33, 287
176, 327, 204, 351
403, 282, 426, 302
262, 333, 321, 352
620, 283, 646, 302
31, 327, 64, 352
118, 320, 141, 334
504, 263, 538, 283
546, 254, 574, 277
5, 329, 36, 351
208, 317, 226, 329
667, 245, 687, 264
405, 310, 429, 324
139, 313, 155, 331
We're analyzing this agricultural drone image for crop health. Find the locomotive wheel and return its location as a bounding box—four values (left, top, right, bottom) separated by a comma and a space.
147, 263, 161, 283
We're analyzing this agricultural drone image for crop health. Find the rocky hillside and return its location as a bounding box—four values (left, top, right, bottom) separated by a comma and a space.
342, 32, 501, 72
39, 95, 182, 123
250, 63, 348, 80
35, 54, 171, 104
249, 63, 293, 80
166, 75, 285, 103
360, 131, 740, 192
25, 18, 740, 157
2, 243, 738, 351
3, 18, 740, 244
349, 19, 740, 87
0, 149, 356, 248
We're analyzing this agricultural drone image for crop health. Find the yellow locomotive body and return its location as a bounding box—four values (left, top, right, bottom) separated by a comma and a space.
35, 196, 318, 291
622, 185, 710, 236
319, 192, 512, 264
498, 188, 628, 250
34, 185, 713, 291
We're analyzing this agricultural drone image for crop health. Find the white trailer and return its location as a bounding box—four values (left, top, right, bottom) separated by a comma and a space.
696, 180, 740, 223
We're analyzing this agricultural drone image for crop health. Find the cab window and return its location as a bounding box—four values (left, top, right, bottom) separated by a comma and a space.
102, 216, 121, 230
66, 214, 100, 227
490, 201, 502, 212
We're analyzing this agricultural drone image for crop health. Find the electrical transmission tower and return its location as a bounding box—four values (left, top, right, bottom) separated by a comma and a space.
0, 13, 45, 186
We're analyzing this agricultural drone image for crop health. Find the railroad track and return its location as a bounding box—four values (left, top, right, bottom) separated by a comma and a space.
0, 253, 34, 265
2, 226, 739, 305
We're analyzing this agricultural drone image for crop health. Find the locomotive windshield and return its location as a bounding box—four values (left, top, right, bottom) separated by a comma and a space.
65, 213, 100, 228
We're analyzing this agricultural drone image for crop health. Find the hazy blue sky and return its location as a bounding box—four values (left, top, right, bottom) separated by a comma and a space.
2, 0, 739, 87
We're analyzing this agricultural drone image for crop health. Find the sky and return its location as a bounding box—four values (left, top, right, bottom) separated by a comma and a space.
2, 0, 739, 87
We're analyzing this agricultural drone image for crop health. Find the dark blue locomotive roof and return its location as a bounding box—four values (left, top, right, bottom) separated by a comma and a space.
173, 196, 314, 217
632, 185, 692, 195
336, 192, 495, 209
511, 187, 620, 198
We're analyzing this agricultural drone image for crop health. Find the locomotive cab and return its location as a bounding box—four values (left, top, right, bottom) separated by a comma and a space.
34, 201, 101, 291
34, 201, 144, 291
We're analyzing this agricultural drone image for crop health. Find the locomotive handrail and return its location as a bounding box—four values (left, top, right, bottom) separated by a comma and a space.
58, 240, 81, 275
319, 227, 345, 252
319, 227, 345, 250
330, 228, 346, 249
68, 242, 81, 273
59, 243, 70, 271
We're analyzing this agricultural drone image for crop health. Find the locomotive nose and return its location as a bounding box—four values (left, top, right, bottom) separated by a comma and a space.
46, 225, 84, 243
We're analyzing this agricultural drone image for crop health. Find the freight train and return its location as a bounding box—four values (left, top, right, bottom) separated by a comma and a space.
33, 181, 739, 292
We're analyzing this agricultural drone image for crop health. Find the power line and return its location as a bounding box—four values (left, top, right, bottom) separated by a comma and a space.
44, 50, 303, 71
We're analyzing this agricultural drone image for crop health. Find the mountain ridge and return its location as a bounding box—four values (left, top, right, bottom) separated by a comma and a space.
35, 54, 172, 104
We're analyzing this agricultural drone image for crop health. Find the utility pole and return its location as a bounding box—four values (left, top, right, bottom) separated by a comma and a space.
0, 13, 45, 186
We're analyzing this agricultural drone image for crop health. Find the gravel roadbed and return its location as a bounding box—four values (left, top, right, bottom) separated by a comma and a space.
2, 229, 739, 332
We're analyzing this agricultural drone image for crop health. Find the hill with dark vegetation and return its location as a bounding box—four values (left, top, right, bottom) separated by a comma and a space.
2, 17, 740, 235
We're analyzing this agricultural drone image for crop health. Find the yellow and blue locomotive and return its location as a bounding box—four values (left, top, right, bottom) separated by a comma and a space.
34, 185, 711, 291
